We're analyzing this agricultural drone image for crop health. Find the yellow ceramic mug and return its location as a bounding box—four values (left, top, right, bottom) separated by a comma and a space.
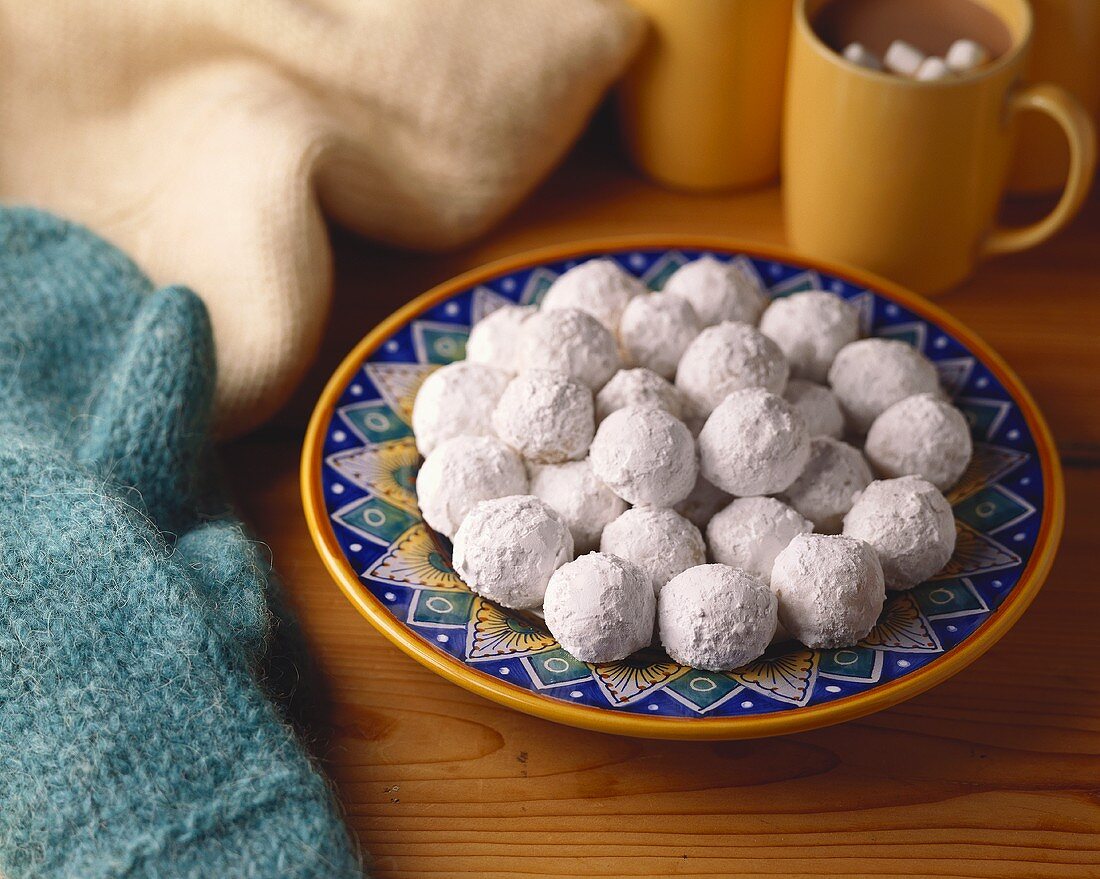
784, 0, 1097, 294
618, 0, 793, 191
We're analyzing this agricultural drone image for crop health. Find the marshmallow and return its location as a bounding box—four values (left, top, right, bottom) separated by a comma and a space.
945, 38, 990, 73
842, 42, 883, 71
543, 552, 655, 663
884, 39, 926, 77
453, 495, 573, 609
528, 458, 627, 554
771, 534, 885, 649
541, 258, 645, 335
784, 378, 845, 439
675, 321, 789, 419
601, 507, 706, 596
412, 361, 511, 456
663, 255, 767, 327
416, 435, 528, 538
828, 338, 940, 432
759, 291, 860, 383
782, 437, 873, 533
698, 388, 810, 496
706, 496, 812, 584
619, 291, 700, 379
520, 307, 620, 390
674, 472, 732, 530
864, 392, 973, 490
589, 405, 697, 507
595, 367, 684, 423
915, 57, 953, 81
659, 565, 777, 671
466, 304, 536, 373
492, 370, 594, 464
843, 476, 956, 590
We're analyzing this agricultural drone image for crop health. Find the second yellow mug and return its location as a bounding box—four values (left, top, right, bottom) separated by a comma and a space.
784, 0, 1097, 294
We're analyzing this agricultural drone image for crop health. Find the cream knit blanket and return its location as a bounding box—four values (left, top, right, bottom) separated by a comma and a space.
0, 0, 643, 435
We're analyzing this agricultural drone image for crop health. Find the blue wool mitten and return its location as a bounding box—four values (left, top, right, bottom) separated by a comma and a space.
0, 208, 362, 879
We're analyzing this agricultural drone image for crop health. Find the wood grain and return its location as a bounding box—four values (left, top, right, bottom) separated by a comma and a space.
224, 123, 1100, 878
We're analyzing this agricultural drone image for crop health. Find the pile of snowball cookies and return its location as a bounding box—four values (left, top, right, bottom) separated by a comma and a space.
412, 256, 972, 672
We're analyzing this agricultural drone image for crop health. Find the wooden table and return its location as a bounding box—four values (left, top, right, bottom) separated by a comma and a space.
225, 124, 1100, 878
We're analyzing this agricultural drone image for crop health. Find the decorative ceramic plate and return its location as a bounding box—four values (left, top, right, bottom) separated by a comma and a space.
302, 237, 1063, 740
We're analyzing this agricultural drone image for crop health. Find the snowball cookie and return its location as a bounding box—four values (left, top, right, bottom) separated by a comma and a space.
541, 258, 645, 335
589, 406, 697, 507
864, 392, 973, 490
675, 321, 789, 418
619, 292, 700, 380
528, 458, 627, 553
543, 553, 655, 663
659, 565, 777, 671
520, 307, 620, 390
674, 472, 732, 530
466, 304, 536, 373
411, 361, 511, 456
706, 496, 812, 583
759, 291, 860, 383
843, 475, 956, 590
601, 507, 706, 596
453, 495, 573, 609
828, 338, 940, 432
698, 388, 810, 496
784, 378, 845, 439
595, 368, 683, 423
416, 435, 527, 538
663, 255, 767, 327
492, 370, 594, 464
782, 437, 873, 533
771, 534, 885, 649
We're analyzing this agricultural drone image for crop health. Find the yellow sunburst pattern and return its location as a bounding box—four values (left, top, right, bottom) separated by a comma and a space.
861, 593, 940, 651
947, 442, 1029, 503
592, 649, 686, 705
466, 600, 557, 661
364, 362, 438, 425
363, 523, 466, 591
327, 437, 420, 513
936, 521, 1021, 580
731, 649, 819, 706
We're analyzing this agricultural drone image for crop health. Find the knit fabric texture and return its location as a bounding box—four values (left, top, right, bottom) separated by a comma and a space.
0, 207, 362, 878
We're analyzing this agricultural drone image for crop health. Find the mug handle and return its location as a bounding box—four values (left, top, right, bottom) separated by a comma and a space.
982, 83, 1097, 257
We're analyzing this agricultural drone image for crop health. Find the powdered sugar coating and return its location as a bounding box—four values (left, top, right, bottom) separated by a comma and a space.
453, 495, 573, 609
843, 476, 956, 590
663, 255, 767, 327
864, 393, 973, 490
619, 292, 700, 379
543, 553, 655, 663
782, 437, 873, 533
595, 368, 684, 423
492, 370, 594, 464
658, 564, 777, 671
466, 304, 537, 373
784, 379, 845, 439
412, 361, 511, 456
771, 534, 885, 648
674, 472, 732, 530
706, 496, 812, 583
601, 507, 705, 596
828, 338, 940, 432
698, 388, 810, 496
541, 258, 645, 335
588, 406, 697, 506
529, 458, 627, 553
416, 435, 528, 538
675, 320, 789, 420
759, 291, 860, 383
520, 307, 620, 390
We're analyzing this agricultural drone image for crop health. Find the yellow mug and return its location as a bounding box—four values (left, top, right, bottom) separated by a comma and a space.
1008, 0, 1100, 193
783, 0, 1097, 294
618, 0, 793, 191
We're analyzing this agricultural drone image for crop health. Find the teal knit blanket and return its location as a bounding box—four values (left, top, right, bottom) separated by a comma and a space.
0, 208, 362, 878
